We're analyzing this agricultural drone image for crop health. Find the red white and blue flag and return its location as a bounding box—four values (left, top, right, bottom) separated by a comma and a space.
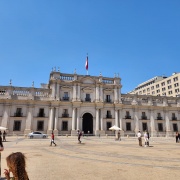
85, 55, 88, 70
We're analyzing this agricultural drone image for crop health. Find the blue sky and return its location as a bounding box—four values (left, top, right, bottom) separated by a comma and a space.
0, 0, 180, 93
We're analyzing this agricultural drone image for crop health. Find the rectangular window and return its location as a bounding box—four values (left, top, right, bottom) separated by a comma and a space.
63, 92, 69, 100
38, 108, 44, 117
161, 82, 165, 86
156, 84, 159, 88
168, 85, 172, 89
151, 86, 154, 90
13, 121, 21, 131
15, 108, 23, 117
126, 122, 131, 131
106, 95, 111, 102
173, 124, 178, 132
152, 91, 155, 94
175, 89, 179, 93
62, 109, 69, 117
167, 80, 171, 84
173, 77, 178, 82
142, 123, 148, 131
106, 111, 112, 118
168, 91, 172, 95
85, 94, 91, 101
162, 87, 166, 91
107, 122, 112, 130
37, 121, 44, 131
147, 88, 150, 92
158, 123, 163, 131
62, 121, 68, 131
156, 89, 160, 93
174, 83, 179, 87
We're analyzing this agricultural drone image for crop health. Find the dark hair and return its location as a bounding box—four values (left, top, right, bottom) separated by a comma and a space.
6, 152, 29, 180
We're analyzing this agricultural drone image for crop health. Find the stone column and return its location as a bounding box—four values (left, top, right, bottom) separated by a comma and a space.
115, 109, 118, 127
95, 108, 100, 135
165, 110, 171, 137
149, 109, 156, 137
56, 84, 60, 100
1, 104, 11, 128
76, 108, 80, 130
54, 107, 59, 135
51, 84, 56, 99
114, 87, 118, 103
96, 85, 99, 102
24, 105, 33, 134
100, 85, 103, 102
73, 84, 77, 101
48, 107, 54, 134
72, 108, 76, 130
119, 109, 124, 136
134, 109, 139, 133
77, 84, 81, 101
100, 109, 104, 131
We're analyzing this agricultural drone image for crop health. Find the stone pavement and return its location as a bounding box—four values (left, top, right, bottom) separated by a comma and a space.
0, 136, 180, 180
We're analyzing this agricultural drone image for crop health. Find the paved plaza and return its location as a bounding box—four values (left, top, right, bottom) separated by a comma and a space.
0, 135, 180, 180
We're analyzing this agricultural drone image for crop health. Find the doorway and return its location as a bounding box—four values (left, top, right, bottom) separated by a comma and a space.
82, 113, 93, 134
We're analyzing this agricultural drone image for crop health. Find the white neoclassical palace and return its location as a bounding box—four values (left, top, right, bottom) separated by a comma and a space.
0, 70, 180, 137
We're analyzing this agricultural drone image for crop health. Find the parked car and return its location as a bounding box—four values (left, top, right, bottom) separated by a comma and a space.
28, 132, 48, 139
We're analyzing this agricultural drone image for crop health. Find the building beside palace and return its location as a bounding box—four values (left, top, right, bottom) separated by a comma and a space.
129, 72, 180, 97
0, 70, 180, 137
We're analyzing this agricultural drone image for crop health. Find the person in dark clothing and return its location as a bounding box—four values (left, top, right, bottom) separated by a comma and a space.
50, 132, 56, 146
77, 130, 82, 143
147, 131, 150, 146
175, 132, 179, 143
3, 130, 6, 142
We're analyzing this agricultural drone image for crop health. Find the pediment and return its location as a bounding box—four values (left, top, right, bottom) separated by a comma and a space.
104, 88, 113, 93
81, 77, 95, 84
82, 87, 94, 93
61, 86, 72, 91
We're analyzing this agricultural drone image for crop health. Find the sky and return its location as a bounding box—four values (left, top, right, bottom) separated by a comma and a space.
0, 0, 180, 93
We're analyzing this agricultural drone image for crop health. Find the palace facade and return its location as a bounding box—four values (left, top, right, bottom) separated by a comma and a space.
0, 70, 180, 137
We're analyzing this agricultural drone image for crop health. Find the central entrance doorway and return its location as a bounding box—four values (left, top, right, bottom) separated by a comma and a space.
82, 113, 93, 134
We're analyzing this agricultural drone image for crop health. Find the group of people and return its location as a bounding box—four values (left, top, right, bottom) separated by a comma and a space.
137, 130, 150, 147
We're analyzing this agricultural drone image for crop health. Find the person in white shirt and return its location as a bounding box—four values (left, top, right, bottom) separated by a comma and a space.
137, 131, 142, 146
144, 131, 148, 147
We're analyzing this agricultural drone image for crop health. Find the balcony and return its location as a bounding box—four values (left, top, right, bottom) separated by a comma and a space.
106, 115, 112, 118
85, 98, 91, 102
62, 97, 69, 101
37, 113, 45, 117
141, 116, 147, 120
125, 115, 131, 119
14, 113, 23, 117
62, 113, 69, 118
172, 117, 177, 121
157, 117, 163, 120
105, 99, 111, 103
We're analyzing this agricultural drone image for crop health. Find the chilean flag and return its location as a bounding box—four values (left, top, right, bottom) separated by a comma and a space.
85, 55, 88, 70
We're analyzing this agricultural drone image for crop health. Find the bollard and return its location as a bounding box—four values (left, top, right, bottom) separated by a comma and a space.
127, 135, 129, 138
66, 134, 68, 137
106, 134, 108, 138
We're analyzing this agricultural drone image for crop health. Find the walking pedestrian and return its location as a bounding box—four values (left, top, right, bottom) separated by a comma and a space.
3, 130, 6, 142
147, 131, 150, 146
50, 131, 56, 146
77, 130, 82, 143
175, 131, 179, 143
144, 131, 148, 147
137, 131, 142, 146
117, 131, 121, 141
